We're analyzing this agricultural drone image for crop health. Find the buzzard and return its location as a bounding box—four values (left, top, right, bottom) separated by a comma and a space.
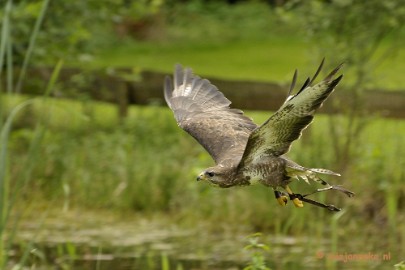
164, 60, 354, 211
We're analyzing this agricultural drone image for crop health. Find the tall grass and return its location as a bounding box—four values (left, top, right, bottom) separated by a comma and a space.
0, 0, 53, 267
6, 97, 404, 221
14, 0, 51, 93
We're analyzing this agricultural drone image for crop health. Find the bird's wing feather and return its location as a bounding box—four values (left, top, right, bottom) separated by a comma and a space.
239, 62, 343, 166
165, 64, 257, 166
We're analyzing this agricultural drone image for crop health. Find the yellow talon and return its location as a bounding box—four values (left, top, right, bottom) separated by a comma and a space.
285, 185, 304, 208
292, 198, 304, 208
277, 195, 288, 206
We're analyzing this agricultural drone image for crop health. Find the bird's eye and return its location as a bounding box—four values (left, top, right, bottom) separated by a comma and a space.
207, 172, 215, 177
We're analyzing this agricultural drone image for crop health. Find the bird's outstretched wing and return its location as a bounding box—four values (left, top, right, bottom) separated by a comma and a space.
239, 60, 343, 166
165, 64, 257, 166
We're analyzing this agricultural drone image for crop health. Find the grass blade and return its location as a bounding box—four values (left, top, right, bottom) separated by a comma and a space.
0, 99, 36, 266
0, 59, 62, 268
15, 0, 51, 93
0, 0, 13, 80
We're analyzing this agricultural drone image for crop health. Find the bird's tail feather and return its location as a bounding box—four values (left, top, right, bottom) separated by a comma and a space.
285, 162, 354, 198
308, 168, 341, 176
286, 166, 340, 184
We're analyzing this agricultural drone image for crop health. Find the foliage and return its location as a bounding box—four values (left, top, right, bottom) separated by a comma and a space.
243, 233, 271, 270
0, 0, 164, 65
164, 0, 279, 42
4, 96, 404, 223
88, 2, 405, 90
395, 261, 405, 270
290, 0, 405, 92
2, 95, 405, 268
1, 0, 405, 268
0, 0, 63, 267
279, 0, 405, 171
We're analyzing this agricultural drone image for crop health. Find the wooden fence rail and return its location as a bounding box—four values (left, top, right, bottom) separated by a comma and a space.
4, 67, 405, 119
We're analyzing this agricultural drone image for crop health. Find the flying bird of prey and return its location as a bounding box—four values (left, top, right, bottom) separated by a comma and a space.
164, 60, 354, 211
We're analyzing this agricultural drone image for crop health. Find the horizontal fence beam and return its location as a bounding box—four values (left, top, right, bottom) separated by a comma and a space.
3, 67, 405, 119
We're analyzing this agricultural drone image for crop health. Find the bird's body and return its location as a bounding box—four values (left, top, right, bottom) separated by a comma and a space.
164, 61, 354, 211
241, 156, 290, 187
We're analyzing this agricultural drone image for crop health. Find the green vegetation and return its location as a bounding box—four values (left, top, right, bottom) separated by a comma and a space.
85, 0, 405, 90
243, 233, 271, 270
7, 96, 405, 219
3, 95, 404, 268
6, 1, 403, 89
1, 0, 405, 269
90, 38, 405, 90
90, 38, 311, 83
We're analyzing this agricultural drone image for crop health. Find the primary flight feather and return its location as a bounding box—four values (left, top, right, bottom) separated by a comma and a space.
164, 61, 354, 211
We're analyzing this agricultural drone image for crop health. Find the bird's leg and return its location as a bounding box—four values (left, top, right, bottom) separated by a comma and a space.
285, 185, 304, 208
274, 189, 288, 206
282, 178, 353, 212
293, 182, 354, 212
293, 193, 341, 212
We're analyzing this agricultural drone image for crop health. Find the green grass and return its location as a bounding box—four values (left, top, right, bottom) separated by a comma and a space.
88, 37, 310, 83
86, 37, 405, 90
78, 0, 405, 90
0, 0, 53, 267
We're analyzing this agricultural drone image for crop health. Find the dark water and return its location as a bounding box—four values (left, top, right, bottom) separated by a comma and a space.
8, 213, 403, 270
9, 237, 320, 270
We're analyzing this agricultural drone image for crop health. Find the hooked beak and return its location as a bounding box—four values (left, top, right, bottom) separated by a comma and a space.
196, 173, 206, 181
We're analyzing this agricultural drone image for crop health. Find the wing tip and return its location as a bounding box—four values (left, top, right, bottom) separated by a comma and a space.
324, 62, 344, 81
288, 69, 298, 96
175, 63, 183, 71
174, 63, 184, 89
164, 75, 173, 106
329, 74, 344, 89
287, 58, 343, 101
309, 58, 325, 85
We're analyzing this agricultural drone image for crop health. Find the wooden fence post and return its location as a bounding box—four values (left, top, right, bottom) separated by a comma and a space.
115, 78, 128, 120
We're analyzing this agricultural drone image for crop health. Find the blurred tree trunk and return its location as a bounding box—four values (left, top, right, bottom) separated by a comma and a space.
116, 79, 129, 120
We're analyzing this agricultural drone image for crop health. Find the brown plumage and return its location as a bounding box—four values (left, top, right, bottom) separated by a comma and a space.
164, 61, 354, 211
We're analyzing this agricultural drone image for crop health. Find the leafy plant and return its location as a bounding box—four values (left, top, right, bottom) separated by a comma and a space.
0, 0, 165, 67
395, 261, 405, 270
243, 233, 271, 270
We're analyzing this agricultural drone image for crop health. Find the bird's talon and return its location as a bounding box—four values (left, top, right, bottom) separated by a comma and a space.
274, 190, 288, 206
285, 185, 304, 208
277, 195, 288, 206
292, 198, 304, 208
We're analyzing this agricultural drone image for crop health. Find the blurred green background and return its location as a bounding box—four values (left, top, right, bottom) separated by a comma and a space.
1, 0, 404, 269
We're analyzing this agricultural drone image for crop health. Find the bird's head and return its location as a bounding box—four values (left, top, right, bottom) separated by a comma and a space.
196, 166, 234, 188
